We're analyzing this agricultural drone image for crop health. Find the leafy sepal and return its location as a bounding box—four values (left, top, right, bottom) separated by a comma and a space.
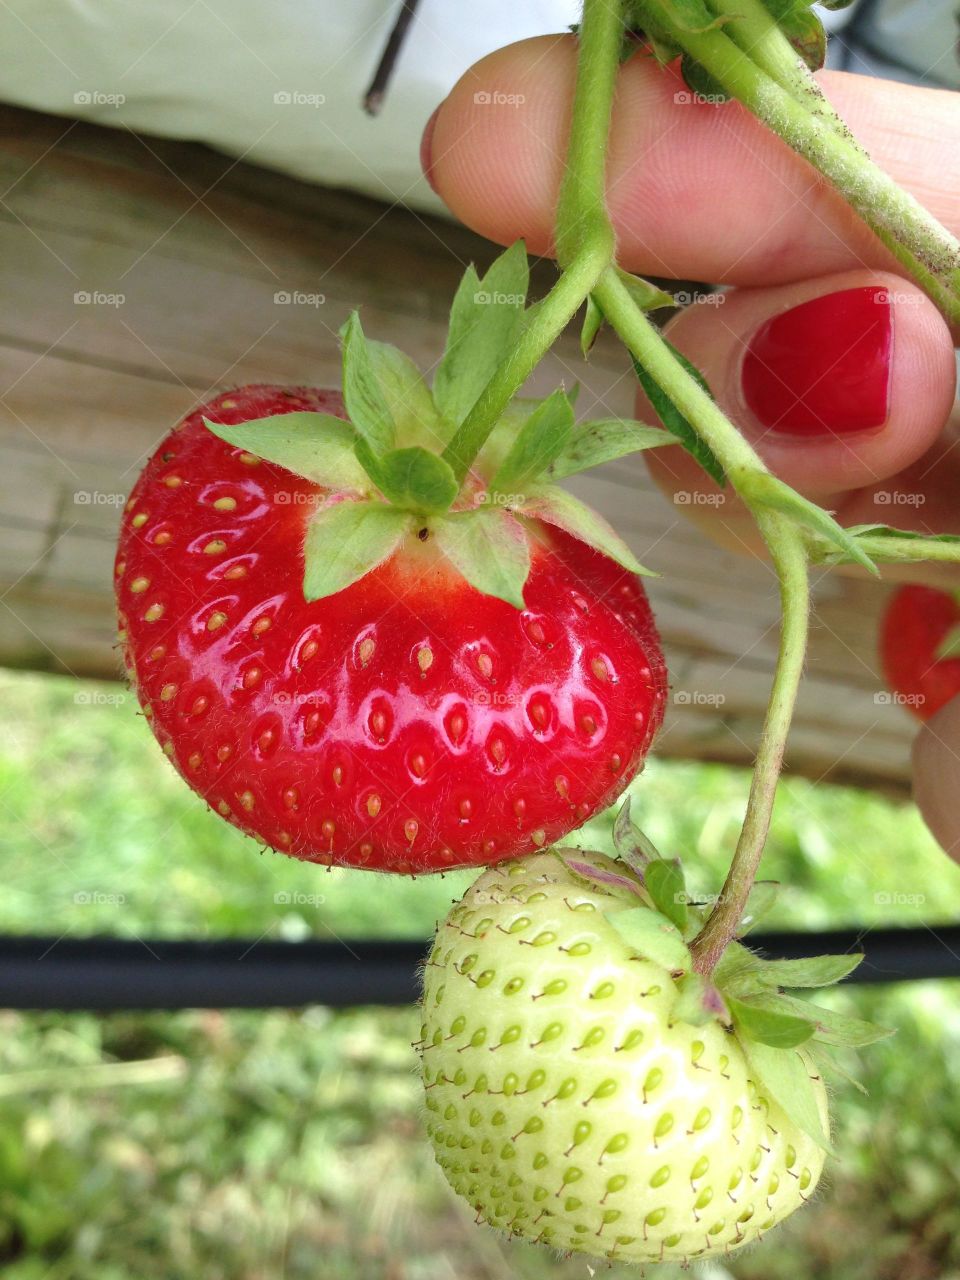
432, 507, 531, 608
202, 412, 368, 492
613, 797, 663, 873
517, 486, 655, 576
606, 906, 692, 972
303, 500, 411, 601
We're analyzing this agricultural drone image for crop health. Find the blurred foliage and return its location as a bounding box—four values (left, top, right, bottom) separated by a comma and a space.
1, 669, 959, 1278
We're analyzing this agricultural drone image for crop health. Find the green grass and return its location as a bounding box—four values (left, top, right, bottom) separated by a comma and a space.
1, 668, 959, 1278
2, 668, 957, 941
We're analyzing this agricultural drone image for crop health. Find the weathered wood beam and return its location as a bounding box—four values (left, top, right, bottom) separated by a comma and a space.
0, 106, 913, 790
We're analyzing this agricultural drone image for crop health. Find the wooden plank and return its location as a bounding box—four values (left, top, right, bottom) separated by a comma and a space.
0, 105, 914, 790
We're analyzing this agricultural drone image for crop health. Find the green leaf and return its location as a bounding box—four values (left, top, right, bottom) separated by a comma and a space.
937, 626, 960, 661
613, 797, 662, 873
302, 501, 411, 601
473, 398, 543, 477
810, 1043, 868, 1095
713, 941, 767, 998
615, 269, 675, 312
778, 5, 826, 70
518, 485, 655, 576
581, 295, 604, 356
433, 241, 529, 428
753, 953, 864, 990
490, 389, 575, 496
357, 445, 458, 514
202, 412, 368, 491
631, 344, 726, 487
737, 881, 780, 935
433, 508, 531, 608
606, 906, 692, 972
738, 472, 878, 574
645, 859, 688, 932
339, 313, 397, 456
740, 1038, 834, 1153
366, 340, 446, 448
548, 419, 674, 480
773, 993, 895, 1049
672, 972, 725, 1026
729, 995, 816, 1049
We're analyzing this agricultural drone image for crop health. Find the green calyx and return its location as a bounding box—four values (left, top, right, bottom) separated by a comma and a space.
203, 243, 677, 605
628, 0, 848, 87
554, 798, 893, 1153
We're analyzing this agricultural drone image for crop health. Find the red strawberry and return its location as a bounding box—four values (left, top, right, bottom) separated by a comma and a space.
116, 384, 667, 873
880, 584, 960, 722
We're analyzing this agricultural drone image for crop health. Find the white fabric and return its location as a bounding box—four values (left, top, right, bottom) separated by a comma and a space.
0, 0, 950, 215
0, 0, 576, 211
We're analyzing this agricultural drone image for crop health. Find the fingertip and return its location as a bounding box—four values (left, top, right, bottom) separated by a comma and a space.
426, 35, 575, 253
913, 696, 960, 863
420, 104, 442, 194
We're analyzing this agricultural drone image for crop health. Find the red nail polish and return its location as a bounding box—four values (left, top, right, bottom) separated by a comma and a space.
420, 105, 442, 194
741, 286, 893, 437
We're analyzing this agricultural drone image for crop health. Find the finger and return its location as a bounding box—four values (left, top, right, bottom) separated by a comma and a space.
641, 271, 956, 521
424, 36, 960, 288
913, 696, 960, 863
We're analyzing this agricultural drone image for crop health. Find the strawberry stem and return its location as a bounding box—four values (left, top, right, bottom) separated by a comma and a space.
591, 267, 814, 972
592, 268, 768, 481
688, 516, 810, 975
441, 0, 623, 485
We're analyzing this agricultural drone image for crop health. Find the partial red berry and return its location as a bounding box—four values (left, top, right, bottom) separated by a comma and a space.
880, 584, 960, 722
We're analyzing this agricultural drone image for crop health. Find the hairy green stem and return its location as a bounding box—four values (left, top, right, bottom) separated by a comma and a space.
690, 516, 810, 975
815, 534, 960, 567
592, 268, 767, 482
441, 0, 623, 484
595, 265, 817, 968
554, 0, 622, 267
710, 0, 960, 324
644, 6, 960, 308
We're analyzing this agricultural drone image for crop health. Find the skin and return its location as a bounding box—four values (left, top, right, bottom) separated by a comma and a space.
420, 35, 960, 858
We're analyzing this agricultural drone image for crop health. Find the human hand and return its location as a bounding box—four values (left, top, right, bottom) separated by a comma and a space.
420, 35, 960, 857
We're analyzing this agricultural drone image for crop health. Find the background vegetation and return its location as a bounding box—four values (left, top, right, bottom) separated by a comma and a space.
1, 669, 959, 1279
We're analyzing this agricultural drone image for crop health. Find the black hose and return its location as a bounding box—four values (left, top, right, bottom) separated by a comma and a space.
0, 925, 956, 1010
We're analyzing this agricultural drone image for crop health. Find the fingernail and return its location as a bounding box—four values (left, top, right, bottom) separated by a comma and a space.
420, 105, 442, 194
741, 286, 893, 437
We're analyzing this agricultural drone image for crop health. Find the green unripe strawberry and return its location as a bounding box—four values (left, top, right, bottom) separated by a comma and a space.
419, 851, 828, 1264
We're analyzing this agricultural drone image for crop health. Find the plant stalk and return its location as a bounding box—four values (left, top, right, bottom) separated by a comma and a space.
441, 0, 624, 484
592, 268, 767, 482
814, 534, 960, 567
442, 245, 611, 483
690, 516, 810, 975
593, 265, 815, 969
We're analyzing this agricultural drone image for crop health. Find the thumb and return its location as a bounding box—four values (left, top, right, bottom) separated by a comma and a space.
913, 697, 960, 863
